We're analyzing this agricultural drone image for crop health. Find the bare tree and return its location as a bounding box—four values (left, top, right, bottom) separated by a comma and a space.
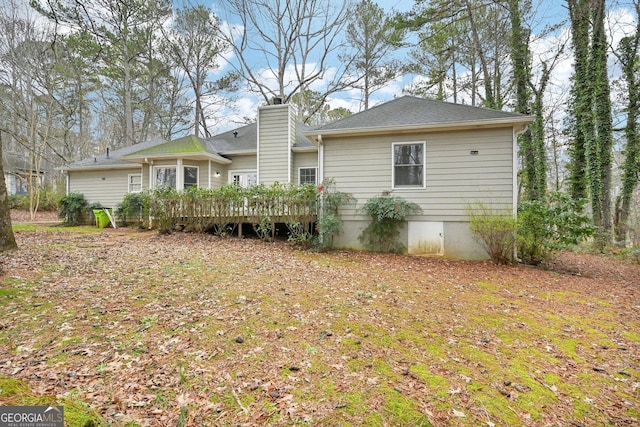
31, 0, 172, 147
165, 4, 237, 138
0, 1, 65, 219
218, 0, 353, 122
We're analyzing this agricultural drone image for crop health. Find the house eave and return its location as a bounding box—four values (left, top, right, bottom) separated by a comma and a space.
291, 146, 318, 153
218, 149, 256, 156
59, 163, 141, 172
305, 116, 535, 142
122, 152, 232, 164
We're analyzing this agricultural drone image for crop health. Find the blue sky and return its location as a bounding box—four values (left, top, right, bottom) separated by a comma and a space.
206, 0, 576, 132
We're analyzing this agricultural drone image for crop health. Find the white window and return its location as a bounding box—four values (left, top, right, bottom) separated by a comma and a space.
392, 142, 425, 189
230, 171, 257, 188
298, 167, 317, 185
128, 174, 142, 193
184, 166, 198, 188
154, 166, 176, 188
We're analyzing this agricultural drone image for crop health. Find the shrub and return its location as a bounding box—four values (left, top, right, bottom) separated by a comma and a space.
315, 179, 355, 250
8, 195, 27, 210
116, 192, 150, 227
38, 184, 63, 212
148, 186, 180, 234
206, 184, 244, 236
517, 193, 593, 265
466, 202, 517, 264
358, 195, 422, 253
283, 183, 317, 246
245, 183, 284, 240
58, 193, 88, 226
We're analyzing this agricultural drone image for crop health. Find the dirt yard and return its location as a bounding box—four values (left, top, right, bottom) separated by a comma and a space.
0, 225, 638, 426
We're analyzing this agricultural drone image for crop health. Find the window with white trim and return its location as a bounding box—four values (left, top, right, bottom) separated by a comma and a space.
230, 171, 257, 188
184, 166, 198, 188
128, 174, 142, 193
154, 166, 176, 188
392, 142, 425, 188
298, 167, 317, 185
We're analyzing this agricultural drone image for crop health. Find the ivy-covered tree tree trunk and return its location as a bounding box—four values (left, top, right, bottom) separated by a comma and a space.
508, 0, 536, 201
567, 0, 591, 202
0, 133, 17, 252
615, 32, 640, 243
530, 67, 551, 201
567, 0, 614, 250
588, 0, 614, 248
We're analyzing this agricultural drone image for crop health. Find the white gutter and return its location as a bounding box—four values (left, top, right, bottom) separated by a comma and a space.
59, 163, 143, 172
218, 149, 256, 156
288, 105, 292, 184
291, 146, 318, 153
304, 116, 535, 142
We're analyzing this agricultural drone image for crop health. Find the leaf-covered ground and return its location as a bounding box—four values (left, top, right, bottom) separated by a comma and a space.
1, 225, 639, 426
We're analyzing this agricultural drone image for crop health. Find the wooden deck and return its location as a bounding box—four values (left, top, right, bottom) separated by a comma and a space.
170, 199, 318, 237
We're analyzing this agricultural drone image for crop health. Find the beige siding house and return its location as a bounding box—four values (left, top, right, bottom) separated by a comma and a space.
62, 96, 532, 260
305, 96, 533, 259
62, 104, 318, 206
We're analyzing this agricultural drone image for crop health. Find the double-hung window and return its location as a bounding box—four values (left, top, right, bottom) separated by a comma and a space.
392, 142, 425, 189
298, 167, 317, 185
128, 174, 142, 193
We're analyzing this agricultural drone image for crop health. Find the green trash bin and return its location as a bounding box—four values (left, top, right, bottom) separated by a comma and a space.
93, 209, 110, 228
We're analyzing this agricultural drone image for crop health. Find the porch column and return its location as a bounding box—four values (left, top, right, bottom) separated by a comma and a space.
176, 158, 183, 190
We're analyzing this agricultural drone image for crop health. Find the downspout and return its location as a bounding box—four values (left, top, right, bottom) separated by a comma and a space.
317, 134, 324, 184
288, 105, 293, 184
256, 113, 261, 185
317, 134, 324, 246
149, 160, 154, 189
208, 160, 211, 189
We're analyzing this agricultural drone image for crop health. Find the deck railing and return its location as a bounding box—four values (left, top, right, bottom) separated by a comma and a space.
147, 184, 318, 236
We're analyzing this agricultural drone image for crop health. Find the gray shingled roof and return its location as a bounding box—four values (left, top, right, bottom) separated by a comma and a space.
207, 121, 315, 153
61, 138, 164, 170
63, 119, 315, 170
206, 123, 257, 153
314, 95, 532, 132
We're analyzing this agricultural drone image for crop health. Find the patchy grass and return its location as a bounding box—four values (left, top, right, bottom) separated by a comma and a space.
0, 376, 106, 426
0, 228, 638, 426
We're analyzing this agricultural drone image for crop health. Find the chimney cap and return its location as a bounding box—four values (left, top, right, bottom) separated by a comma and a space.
273, 97, 282, 105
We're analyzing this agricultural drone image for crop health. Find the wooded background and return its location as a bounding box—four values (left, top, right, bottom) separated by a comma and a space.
1, 0, 639, 250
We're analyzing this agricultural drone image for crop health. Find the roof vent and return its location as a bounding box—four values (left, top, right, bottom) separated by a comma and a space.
233, 131, 238, 138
